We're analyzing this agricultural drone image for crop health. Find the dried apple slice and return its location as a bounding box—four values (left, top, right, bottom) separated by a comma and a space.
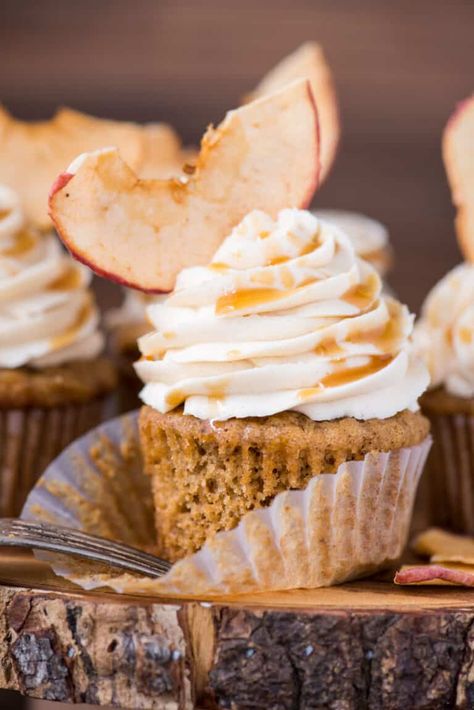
247, 42, 339, 183
49, 79, 320, 293
395, 564, 474, 587
442, 95, 474, 262
139, 123, 197, 179
0, 106, 148, 230
0, 107, 191, 230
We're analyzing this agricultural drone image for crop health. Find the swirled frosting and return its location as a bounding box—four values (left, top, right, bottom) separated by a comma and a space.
0, 184, 104, 368
313, 209, 391, 275
414, 263, 474, 398
136, 209, 428, 421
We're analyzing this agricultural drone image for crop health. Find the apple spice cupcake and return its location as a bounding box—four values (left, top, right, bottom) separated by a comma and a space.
48, 82, 430, 593
414, 264, 474, 534
413, 96, 474, 535
313, 210, 392, 277
135, 208, 430, 584
0, 185, 116, 515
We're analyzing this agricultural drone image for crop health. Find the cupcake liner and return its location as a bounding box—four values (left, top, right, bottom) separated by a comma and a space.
0, 394, 116, 517
21, 411, 431, 596
416, 412, 474, 535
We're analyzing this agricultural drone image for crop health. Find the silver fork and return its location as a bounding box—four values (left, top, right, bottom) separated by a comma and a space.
0, 519, 172, 578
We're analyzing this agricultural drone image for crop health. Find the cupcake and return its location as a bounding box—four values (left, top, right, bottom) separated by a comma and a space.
0, 185, 116, 515
136, 208, 430, 571
413, 96, 474, 535
49, 81, 431, 592
313, 210, 392, 277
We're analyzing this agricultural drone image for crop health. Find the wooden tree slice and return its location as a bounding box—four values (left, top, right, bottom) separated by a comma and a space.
0, 550, 473, 709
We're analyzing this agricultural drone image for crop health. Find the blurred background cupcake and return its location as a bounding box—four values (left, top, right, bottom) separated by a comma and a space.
414, 96, 474, 534
0, 184, 117, 515
313, 209, 392, 277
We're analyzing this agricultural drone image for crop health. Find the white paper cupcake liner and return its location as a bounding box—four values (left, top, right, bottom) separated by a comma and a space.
21, 410, 431, 596
0, 394, 116, 517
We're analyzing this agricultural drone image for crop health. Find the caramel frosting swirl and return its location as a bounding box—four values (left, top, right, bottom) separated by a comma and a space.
414, 263, 474, 398
136, 209, 428, 421
0, 185, 104, 368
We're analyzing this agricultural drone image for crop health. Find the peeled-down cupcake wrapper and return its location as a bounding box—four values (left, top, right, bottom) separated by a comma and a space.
416, 413, 474, 535
0, 395, 115, 517
21, 411, 431, 596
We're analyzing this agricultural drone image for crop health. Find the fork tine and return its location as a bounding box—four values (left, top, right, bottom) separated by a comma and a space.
0, 519, 172, 577
6, 520, 170, 573
4, 519, 167, 569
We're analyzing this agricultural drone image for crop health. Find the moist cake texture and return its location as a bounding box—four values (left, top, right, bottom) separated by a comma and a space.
140, 405, 429, 560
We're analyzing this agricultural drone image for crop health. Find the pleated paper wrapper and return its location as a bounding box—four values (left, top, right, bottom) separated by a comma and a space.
22, 411, 431, 596
416, 412, 474, 535
0, 395, 116, 517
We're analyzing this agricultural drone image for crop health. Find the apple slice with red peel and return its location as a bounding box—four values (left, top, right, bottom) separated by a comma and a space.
0, 106, 189, 230
395, 564, 474, 587
247, 42, 339, 183
442, 95, 474, 262
49, 79, 320, 293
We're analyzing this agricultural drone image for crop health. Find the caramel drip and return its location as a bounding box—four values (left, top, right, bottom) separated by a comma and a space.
298, 356, 393, 400
280, 267, 295, 289
50, 301, 92, 350
2, 229, 36, 257
348, 303, 403, 354
343, 273, 379, 309
209, 262, 229, 272
216, 287, 286, 315
298, 385, 324, 400
320, 355, 392, 388
268, 239, 319, 266
216, 279, 316, 315
166, 379, 229, 409
314, 339, 344, 357
166, 390, 185, 408
361, 248, 389, 266
49, 265, 82, 291
0, 209, 11, 220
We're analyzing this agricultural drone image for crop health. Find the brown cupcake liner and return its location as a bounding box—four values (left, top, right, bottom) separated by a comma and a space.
0, 395, 116, 517
416, 412, 474, 535
21, 412, 430, 596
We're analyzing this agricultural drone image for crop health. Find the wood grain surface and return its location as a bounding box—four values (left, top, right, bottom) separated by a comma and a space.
0, 550, 473, 709
1, 0, 473, 312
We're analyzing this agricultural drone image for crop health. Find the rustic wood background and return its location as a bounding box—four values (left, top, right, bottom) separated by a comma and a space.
0, 4, 473, 707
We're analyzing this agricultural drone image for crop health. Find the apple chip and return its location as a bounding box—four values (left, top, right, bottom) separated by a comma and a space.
50, 79, 320, 293
0, 107, 191, 230
395, 563, 474, 587
0, 107, 148, 230
247, 42, 339, 183
442, 95, 474, 262
412, 527, 474, 565
139, 123, 197, 179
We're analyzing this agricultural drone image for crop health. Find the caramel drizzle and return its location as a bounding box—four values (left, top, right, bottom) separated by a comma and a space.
216, 280, 316, 315
343, 273, 379, 309
299, 355, 393, 399
50, 301, 91, 350
2, 229, 36, 257
48, 264, 82, 291
459, 327, 473, 345
166, 379, 229, 409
